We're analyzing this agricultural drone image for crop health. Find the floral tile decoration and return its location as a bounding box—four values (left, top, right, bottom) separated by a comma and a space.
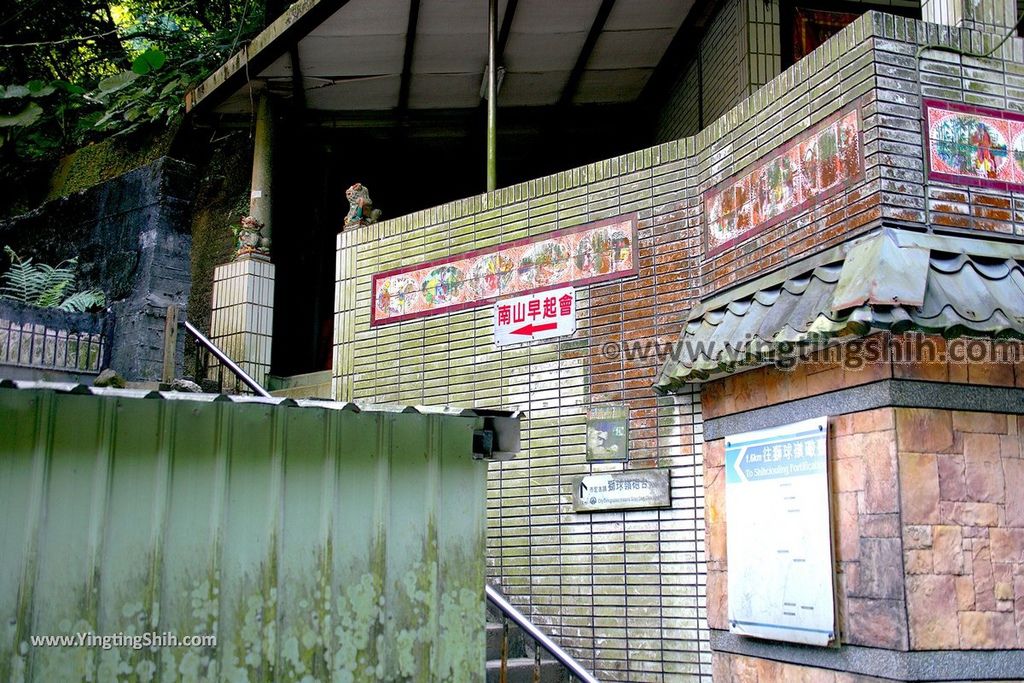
704, 107, 863, 256
925, 99, 1024, 191
371, 214, 637, 325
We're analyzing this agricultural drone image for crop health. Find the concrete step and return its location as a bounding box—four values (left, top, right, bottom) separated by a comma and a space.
265, 370, 332, 398
486, 657, 567, 683
487, 622, 527, 660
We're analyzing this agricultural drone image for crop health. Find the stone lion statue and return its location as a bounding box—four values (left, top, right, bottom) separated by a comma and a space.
344, 183, 382, 228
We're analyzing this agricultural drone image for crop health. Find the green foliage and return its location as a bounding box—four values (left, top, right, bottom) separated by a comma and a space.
0, 246, 106, 312
0, 0, 264, 162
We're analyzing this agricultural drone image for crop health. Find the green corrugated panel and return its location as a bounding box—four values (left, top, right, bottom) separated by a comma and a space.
0, 386, 494, 683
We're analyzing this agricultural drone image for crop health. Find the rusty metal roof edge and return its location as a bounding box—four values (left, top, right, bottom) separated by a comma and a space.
0, 380, 517, 418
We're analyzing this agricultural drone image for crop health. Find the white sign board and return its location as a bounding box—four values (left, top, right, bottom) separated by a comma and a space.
493, 286, 576, 346
572, 470, 671, 512
725, 416, 837, 647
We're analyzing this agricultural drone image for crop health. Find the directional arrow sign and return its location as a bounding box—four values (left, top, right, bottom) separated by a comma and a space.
494, 286, 576, 346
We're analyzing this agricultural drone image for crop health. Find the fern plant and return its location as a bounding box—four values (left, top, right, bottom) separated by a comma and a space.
0, 246, 106, 312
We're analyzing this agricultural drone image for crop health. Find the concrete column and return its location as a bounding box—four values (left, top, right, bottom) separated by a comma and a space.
922, 0, 1017, 33
249, 92, 275, 243
207, 91, 277, 389
210, 259, 275, 387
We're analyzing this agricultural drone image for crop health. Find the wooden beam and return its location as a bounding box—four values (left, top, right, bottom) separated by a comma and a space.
558, 0, 616, 108
397, 0, 421, 111
496, 0, 519, 62
186, 0, 355, 116
161, 305, 179, 386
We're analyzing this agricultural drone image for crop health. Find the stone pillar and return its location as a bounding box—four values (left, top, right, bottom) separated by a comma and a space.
702, 336, 1024, 682
922, 0, 1017, 33
249, 93, 274, 241
208, 92, 276, 389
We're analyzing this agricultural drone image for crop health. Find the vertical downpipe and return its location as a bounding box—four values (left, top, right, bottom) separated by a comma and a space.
487, 0, 498, 192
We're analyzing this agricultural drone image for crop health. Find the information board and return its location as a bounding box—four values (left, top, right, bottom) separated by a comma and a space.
725, 416, 837, 646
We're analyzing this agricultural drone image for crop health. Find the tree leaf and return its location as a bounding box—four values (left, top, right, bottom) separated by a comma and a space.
98, 71, 139, 93
53, 80, 86, 95
132, 48, 167, 75
0, 84, 30, 99
0, 102, 43, 128
159, 78, 182, 97
25, 80, 56, 97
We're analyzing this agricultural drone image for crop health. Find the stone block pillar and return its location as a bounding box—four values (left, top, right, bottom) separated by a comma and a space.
209, 257, 274, 386
922, 0, 1018, 33
702, 336, 1024, 681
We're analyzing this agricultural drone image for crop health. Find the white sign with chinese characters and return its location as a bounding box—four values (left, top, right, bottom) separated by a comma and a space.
493, 286, 576, 346
726, 416, 837, 647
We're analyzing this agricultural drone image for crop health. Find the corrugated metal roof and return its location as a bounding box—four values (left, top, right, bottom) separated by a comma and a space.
0, 379, 523, 458
0, 373, 496, 680
0, 378, 515, 416
654, 228, 1024, 393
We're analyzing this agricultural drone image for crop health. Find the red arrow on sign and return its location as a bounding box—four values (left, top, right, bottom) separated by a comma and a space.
511, 322, 557, 336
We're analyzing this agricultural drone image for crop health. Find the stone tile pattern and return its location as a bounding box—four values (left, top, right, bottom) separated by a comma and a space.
334, 12, 1024, 683
703, 341, 1024, 655
897, 407, 1024, 650
703, 333, 1024, 420
713, 650, 895, 682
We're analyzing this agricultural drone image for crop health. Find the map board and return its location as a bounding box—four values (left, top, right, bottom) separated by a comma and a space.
725, 416, 837, 647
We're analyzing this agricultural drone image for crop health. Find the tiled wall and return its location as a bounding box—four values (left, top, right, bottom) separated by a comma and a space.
699, 12, 1024, 293
336, 160, 711, 681
210, 258, 275, 384
658, 0, 780, 142
335, 11, 1024, 682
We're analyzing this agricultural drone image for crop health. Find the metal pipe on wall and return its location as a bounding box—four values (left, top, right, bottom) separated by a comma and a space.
487, 0, 498, 192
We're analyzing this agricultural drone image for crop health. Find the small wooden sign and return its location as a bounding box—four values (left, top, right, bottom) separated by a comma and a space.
572, 469, 671, 512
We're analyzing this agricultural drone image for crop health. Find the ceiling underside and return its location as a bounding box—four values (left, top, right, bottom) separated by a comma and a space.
208, 0, 695, 114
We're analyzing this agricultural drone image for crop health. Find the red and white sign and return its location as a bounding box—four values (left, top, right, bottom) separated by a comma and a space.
493, 287, 576, 346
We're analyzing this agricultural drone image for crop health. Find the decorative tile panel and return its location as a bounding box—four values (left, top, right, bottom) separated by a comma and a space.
704, 107, 863, 256
371, 214, 637, 325
925, 99, 1024, 192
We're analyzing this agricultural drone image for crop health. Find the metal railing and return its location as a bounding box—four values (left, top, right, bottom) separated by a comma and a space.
486, 584, 599, 683
0, 300, 110, 376
184, 320, 271, 397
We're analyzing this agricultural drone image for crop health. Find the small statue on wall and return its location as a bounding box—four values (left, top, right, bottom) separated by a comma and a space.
344, 183, 382, 229
233, 215, 271, 259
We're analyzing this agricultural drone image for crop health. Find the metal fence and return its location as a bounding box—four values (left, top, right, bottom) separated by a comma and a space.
0, 300, 109, 375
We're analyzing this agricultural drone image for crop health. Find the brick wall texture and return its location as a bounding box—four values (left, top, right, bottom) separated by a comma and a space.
335, 12, 1024, 682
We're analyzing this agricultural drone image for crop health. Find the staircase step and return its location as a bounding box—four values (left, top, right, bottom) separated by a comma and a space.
265, 370, 332, 398
486, 657, 567, 683
486, 621, 527, 660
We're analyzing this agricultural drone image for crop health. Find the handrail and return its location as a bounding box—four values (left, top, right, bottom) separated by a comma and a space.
485, 583, 600, 683
184, 321, 271, 398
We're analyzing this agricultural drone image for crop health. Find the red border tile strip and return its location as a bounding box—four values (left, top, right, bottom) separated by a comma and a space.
370, 213, 638, 326
924, 98, 1024, 193
704, 105, 864, 257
